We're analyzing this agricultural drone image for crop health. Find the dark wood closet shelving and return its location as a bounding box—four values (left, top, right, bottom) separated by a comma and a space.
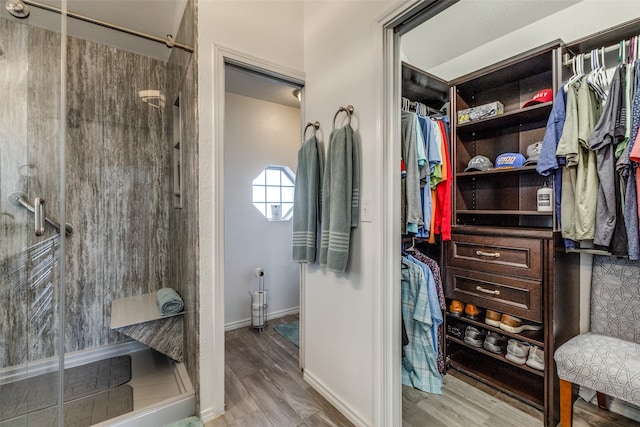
456, 165, 539, 177
447, 349, 545, 409
456, 102, 552, 134
442, 42, 581, 427
457, 210, 552, 216
446, 313, 544, 347
446, 335, 544, 377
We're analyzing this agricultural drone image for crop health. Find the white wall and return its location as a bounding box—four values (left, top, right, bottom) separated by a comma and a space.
426, 0, 640, 81
199, 0, 640, 424
302, 2, 402, 425
198, 0, 305, 419
224, 92, 300, 328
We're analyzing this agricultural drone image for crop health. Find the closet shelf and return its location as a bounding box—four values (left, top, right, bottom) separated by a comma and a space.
446, 314, 544, 347
456, 165, 539, 177
447, 335, 545, 377
456, 102, 552, 134
457, 210, 552, 216
447, 350, 544, 409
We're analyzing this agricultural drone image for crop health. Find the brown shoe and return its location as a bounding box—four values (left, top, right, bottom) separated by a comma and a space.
464, 303, 479, 320
449, 300, 463, 317
499, 314, 543, 333
485, 309, 502, 327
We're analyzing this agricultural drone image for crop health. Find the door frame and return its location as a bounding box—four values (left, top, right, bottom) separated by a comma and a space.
377, 1, 459, 425
207, 44, 305, 419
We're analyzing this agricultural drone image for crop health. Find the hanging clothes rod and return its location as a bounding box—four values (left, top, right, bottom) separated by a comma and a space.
563, 37, 637, 66
21, 0, 194, 53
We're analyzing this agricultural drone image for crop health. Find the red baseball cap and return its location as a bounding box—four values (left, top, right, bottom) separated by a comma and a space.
522, 88, 553, 108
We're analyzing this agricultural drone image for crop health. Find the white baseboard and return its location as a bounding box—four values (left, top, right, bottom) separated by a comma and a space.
0, 340, 147, 384
224, 306, 299, 331
199, 407, 222, 424
303, 369, 369, 427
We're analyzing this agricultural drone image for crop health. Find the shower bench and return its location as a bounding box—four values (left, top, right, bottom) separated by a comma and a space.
110, 291, 184, 362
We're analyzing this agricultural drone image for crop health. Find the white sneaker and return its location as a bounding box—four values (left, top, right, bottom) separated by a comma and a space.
525, 345, 544, 371
505, 339, 530, 365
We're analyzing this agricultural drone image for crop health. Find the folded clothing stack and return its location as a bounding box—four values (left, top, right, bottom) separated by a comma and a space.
157, 287, 184, 316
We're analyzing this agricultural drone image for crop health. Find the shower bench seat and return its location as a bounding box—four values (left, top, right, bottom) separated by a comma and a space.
110, 291, 184, 362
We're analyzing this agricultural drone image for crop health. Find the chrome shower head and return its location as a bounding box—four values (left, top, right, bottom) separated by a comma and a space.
6, 0, 30, 18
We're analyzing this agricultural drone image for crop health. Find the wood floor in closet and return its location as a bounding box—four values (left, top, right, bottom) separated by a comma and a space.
205, 314, 639, 427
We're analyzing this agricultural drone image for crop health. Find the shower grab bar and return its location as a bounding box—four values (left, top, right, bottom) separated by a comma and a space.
8, 192, 73, 236
34, 197, 45, 236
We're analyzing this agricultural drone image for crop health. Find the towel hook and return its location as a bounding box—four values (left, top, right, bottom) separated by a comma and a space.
304, 121, 320, 139
332, 105, 355, 129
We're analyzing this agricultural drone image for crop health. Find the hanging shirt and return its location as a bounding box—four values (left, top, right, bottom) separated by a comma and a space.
401, 257, 442, 394
401, 111, 424, 234
409, 249, 446, 373
623, 60, 640, 260
433, 119, 451, 241
537, 87, 574, 249
557, 76, 602, 241
588, 65, 623, 247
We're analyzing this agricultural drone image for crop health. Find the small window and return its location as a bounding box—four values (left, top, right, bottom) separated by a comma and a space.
252, 165, 295, 221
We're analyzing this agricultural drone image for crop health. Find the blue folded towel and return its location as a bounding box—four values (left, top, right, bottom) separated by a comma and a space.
157, 287, 184, 315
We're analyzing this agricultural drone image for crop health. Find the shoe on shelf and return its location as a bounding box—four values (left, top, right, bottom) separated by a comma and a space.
483, 331, 507, 354
463, 325, 486, 348
449, 300, 463, 317
505, 339, 530, 365
464, 303, 480, 320
485, 309, 502, 327
499, 314, 543, 333
525, 345, 545, 371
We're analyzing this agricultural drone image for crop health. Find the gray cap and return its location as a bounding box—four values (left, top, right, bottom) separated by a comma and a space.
464, 155, 493, 172
524, 142, 542, 166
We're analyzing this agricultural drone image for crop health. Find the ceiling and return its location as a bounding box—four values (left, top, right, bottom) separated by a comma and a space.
225, 65, 303, 109
3, 0, 302, 107
2, 0, 188, 61
401, 0, 583, 81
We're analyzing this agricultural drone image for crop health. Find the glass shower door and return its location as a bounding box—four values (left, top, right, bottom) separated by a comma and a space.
0, 4, 65, 425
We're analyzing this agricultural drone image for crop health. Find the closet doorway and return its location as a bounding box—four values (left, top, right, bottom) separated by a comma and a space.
222, 60, 306, 393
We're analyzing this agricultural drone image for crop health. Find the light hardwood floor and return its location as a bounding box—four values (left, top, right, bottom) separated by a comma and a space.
206, 315, 640, 427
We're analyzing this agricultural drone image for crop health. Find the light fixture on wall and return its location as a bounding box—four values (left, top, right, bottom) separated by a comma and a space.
138, 89, 166, 108
293, 89, 301, 102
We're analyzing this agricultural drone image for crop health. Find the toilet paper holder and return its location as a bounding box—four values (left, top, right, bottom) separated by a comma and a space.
250, 267, 268, 332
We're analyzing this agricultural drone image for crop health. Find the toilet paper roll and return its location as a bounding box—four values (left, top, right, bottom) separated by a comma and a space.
251, 290, 267, 307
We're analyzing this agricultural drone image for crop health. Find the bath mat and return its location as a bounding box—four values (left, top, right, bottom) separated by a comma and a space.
0, 384, 134, 427
0, 355, 132, 421
164, 416, 204, 427
274, 320, 299, 347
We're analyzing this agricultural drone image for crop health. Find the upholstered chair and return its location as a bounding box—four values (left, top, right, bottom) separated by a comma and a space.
554, 255, 640, 426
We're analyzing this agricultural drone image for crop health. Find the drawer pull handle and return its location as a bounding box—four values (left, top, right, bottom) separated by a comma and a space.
476, 250, 500, 258
476, 286, 500, 295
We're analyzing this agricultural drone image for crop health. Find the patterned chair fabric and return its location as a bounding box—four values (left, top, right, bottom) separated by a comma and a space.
554, 255, 640, 407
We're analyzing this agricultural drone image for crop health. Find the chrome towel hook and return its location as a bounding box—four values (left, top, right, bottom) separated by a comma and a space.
304, 121, 320, 139
332, 105, 355, 129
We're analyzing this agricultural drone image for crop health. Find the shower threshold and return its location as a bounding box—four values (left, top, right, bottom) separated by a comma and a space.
0, 341, 195, 427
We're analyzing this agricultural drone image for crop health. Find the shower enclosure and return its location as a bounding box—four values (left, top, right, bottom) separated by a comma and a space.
0, 1, 198, 425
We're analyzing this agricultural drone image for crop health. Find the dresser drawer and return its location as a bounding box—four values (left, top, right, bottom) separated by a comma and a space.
446, 233, 543, 280
445, 267, 542, 322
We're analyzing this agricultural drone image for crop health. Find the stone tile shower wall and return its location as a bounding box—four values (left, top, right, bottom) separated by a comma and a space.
0, 19, 63, 367
0, 17, 173, 365
64, 36, 171, 352
167, 0, 200, 396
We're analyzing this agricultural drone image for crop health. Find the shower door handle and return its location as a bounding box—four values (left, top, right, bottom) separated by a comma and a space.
34, 197, 45, 236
